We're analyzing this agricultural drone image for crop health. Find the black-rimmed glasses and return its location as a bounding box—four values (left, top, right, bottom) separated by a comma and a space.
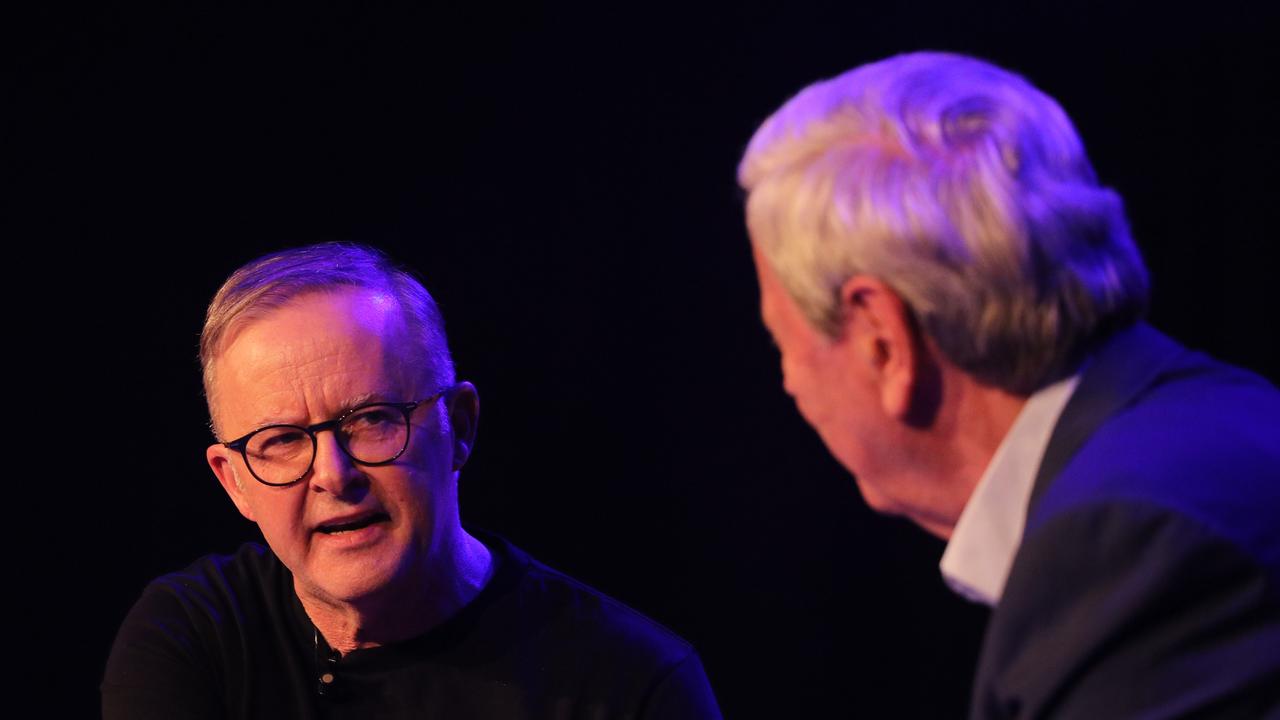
222, 388, 452, 487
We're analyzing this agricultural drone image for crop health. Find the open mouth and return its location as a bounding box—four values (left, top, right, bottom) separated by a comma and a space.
316, 512, 390, 535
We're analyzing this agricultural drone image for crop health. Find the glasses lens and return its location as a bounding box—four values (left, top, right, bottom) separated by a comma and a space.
339, 404, 410, 464
244, 426, 315, 485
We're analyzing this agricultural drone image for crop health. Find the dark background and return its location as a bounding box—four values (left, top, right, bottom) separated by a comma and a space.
21, 2, 1278, 717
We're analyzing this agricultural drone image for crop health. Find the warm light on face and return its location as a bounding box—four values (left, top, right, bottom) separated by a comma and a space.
754, 249, 921, 520
207, 288, 461, 608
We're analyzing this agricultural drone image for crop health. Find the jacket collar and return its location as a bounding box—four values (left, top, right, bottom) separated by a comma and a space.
1028, 323, 1187, 512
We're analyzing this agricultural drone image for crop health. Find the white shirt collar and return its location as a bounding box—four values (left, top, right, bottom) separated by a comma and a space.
938, 372, 1081, 606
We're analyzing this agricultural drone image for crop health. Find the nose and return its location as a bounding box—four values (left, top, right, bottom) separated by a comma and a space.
308, 431, 368, 499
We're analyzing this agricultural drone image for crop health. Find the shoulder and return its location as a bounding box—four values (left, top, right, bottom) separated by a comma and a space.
977, 500, 1280, 718
106, 542, 288, 656
451, 530, 721, 718
974, 336, 1280, 717
145, 543, 284, 605
482, 531, 698, 669
102, 543, 291, 720
1034, 335, 1280, 578
125, 543, 291, 641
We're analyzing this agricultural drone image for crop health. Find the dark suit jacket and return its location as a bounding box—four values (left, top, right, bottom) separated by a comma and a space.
970, 324, 1280, 718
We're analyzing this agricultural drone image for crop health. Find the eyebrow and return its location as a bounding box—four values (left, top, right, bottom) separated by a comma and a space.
248, 392, 395, 431
337, 392, 386, 414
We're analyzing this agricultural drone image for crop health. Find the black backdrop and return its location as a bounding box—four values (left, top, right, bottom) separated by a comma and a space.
23, 2, 1278, 717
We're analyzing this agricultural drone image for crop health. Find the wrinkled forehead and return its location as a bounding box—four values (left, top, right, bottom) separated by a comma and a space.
207, 288, 430, 429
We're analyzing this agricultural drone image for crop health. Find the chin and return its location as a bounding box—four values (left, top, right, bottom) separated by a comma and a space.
853, 476, 903, 517
312, 576, 393, 606
306, 557, 405, 604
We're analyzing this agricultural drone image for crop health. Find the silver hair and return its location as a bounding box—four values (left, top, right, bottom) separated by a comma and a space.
200, 242, 455, 433
738, 51, 1149, 393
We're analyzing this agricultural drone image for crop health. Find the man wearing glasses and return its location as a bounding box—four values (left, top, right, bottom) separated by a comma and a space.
103, 243, 721, 719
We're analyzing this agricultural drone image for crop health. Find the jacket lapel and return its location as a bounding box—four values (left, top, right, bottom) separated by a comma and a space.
1027, 323, 1188, 512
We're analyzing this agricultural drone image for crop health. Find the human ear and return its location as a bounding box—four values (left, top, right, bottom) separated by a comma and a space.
445, 381, 480, 471
838, 276, 918, 420
207, 444, 257, 522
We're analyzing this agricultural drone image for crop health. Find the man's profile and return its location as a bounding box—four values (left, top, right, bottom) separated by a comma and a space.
102, 243, 721, 719
739, 51, 1279, 716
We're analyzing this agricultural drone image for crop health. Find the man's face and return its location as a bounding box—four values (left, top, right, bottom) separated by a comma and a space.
753, 250, 905, 514
206, 287, 468, 607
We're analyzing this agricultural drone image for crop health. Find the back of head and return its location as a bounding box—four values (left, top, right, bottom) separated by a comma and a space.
200, 242, 455, 433
739, 51, 1149, 393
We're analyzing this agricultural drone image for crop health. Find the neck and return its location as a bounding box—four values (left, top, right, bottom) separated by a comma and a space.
906, 370, 1029, 539
298, 530, 494, 655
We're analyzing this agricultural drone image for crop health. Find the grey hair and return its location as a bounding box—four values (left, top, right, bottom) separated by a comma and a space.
738, 51, 1148, 393
200, 242, 455, 433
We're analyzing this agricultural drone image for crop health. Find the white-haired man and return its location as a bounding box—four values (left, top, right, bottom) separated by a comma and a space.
740, 52, 1279, 717
103, 243, 721, 719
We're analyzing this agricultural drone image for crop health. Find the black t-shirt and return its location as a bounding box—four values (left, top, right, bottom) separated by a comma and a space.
102, 531, 720, 719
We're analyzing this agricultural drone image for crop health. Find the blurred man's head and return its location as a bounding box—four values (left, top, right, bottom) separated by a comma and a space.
740, 52, 1149, 534
739, 51, 1148, 394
